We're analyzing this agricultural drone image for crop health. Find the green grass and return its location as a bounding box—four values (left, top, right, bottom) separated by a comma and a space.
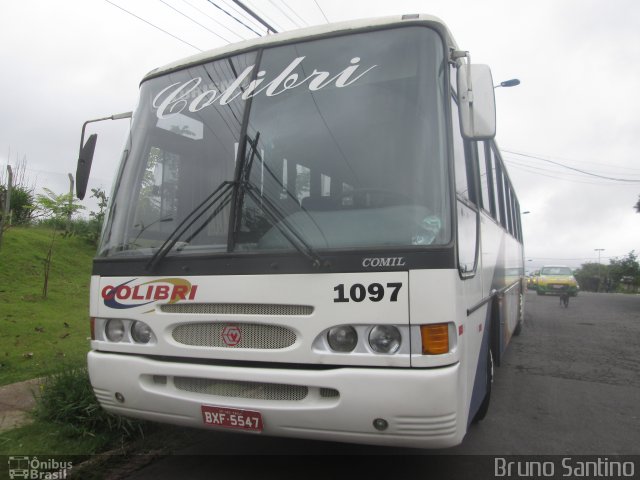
0, 226, 96, 385
0, 367, 149, 457
0, 229, 192, 472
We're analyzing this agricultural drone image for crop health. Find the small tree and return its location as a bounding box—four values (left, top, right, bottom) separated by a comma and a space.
34, 188, 86, 298
609, 251, 639, 292
86, 187, 109, 246
574, 262, 607, 292
35, 188, 85, 232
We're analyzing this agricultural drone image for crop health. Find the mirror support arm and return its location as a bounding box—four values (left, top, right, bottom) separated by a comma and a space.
76, 111, 132, 200
78, 112, 133, 156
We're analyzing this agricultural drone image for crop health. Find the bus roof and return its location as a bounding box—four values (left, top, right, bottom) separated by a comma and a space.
142, 14, 456, 82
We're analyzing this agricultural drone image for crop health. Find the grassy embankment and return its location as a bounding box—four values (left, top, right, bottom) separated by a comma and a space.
0, 226, 103, 455
0, 227, 190, 463
0, 226, 94, 386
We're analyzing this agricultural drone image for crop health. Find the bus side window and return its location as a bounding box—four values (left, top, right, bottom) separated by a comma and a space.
492, 151, 507, 229
451, 98, 479, 205
476, 141, 493, 216
451, 76, 478, 275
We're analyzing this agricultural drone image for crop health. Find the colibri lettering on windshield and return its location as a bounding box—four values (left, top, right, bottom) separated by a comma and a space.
152, 56, 378, 119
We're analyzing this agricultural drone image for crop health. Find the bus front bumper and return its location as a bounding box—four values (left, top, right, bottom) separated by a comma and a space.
88, 351, 464, 449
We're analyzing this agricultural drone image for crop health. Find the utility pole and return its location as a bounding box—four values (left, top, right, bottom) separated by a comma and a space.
67, 173, 74, 233
595, 248, 605, 291
0, 165, 13, 248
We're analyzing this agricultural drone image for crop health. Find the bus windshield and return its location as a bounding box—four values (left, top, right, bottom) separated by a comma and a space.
99, 26, 451, 258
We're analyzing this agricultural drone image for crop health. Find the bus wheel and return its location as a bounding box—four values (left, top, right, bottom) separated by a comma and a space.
472, 348, 494, 424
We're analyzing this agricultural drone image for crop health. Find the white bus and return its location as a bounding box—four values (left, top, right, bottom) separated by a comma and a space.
77, 14, 524, 449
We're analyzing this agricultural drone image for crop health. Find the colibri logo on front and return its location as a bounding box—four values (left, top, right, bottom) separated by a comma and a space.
101, 278, 199, 309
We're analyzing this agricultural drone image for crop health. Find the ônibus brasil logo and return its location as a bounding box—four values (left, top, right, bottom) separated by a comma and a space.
101, 278, 198, 309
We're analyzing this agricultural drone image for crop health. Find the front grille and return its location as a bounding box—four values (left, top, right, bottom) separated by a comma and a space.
162, 303, 313, 316
172, 322, 297, 349
174, 377, 308, 401
320, 388, 340, 398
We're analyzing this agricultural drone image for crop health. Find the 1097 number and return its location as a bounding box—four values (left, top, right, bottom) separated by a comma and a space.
333, 282, 402, 303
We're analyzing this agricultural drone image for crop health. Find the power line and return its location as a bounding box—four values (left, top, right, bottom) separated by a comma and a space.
268, 0, 301, 28
503, 150, 640, 182
233, 0, 279, 33
104, 0, 203, 52
244, 0, 286, 33
158, 0, 233, 43
503, 149, 640, 183
313, 0, 330, 23
206, 0, 263, 36
179, 0, 247, 41
281, 0, 310, 27
503, 158, 636, 186
218, 0, 266, 34
243, 0, 285, 32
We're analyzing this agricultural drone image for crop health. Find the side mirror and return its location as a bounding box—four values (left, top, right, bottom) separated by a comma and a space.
76, 134, 97, 200
73, 111, 132, 200
457, 64, 496, 139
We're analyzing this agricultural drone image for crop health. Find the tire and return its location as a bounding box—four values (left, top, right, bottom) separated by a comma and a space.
472, 347, 494, 423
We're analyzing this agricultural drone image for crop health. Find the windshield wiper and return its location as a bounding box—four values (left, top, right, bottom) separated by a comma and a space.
233, 133, 329, 269
245, 182, 328, 268
146, 131, 329, 271
145, 180, 234, 272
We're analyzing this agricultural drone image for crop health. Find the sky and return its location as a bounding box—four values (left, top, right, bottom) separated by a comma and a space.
1, 0, 639, 271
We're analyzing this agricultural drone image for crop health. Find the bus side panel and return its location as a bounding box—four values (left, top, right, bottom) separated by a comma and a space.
409, 267, 485, 430
408, 269, 468, 431
479, 213, 524, 358
467, 302, 492, 425
467, 212, 522, 421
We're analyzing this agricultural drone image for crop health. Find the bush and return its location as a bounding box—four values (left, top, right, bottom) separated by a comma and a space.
0, 184, 35, 225
33, 367, 148, 447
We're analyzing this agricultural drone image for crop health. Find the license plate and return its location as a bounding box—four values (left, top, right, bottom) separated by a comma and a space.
553, 285, 564, 289
201, 405, 263, 432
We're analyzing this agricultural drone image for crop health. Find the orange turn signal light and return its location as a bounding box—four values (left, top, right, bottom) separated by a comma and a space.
420, 323, 450, 355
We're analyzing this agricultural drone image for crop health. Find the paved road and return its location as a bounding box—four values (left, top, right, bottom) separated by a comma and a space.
124, 291, 640, 478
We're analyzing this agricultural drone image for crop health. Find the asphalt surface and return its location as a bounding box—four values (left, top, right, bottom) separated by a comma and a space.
114, 291, 640, 478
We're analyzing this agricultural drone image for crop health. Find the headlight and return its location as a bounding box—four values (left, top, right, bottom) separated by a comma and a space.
105, 319, 125, 342
131, 321, 153, 344
368, 325, 401, 354
327, 325, 358, 352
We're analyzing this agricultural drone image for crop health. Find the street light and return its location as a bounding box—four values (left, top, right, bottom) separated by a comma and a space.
494, 78, 521, 89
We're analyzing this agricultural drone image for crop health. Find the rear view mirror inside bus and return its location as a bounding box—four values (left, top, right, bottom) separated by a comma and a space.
457, 64, 496, 140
